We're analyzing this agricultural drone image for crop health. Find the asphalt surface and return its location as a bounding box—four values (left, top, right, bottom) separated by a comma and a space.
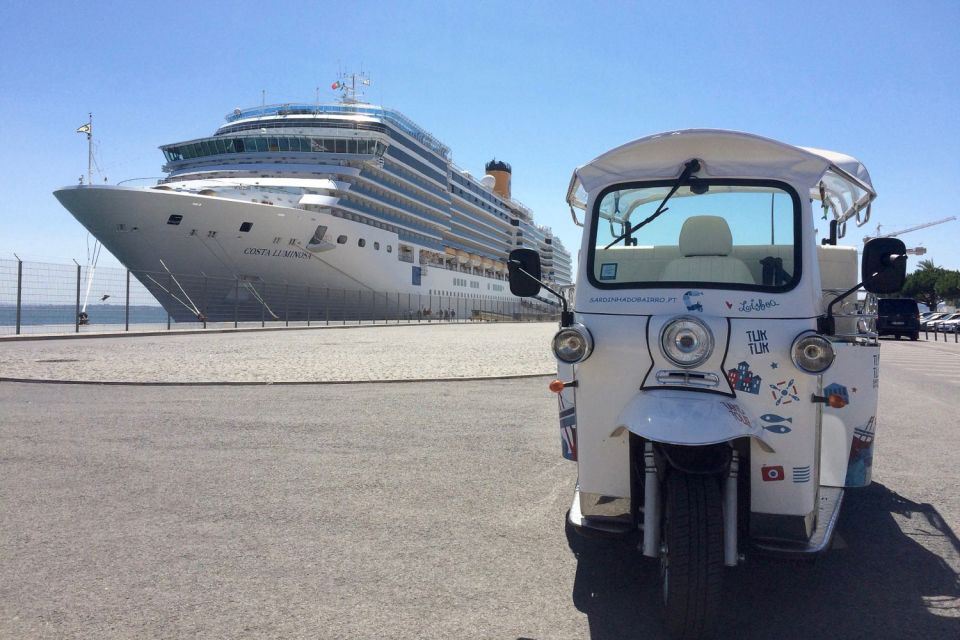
0, 338, 958, 639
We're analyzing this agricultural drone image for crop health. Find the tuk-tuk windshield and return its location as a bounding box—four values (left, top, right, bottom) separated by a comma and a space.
589, 180, 800, 291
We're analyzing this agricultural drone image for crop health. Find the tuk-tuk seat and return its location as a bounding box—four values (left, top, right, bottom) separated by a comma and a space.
660, 216, 755, 284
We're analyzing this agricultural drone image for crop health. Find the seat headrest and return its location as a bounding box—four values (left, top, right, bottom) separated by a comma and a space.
679, 216, 733, 257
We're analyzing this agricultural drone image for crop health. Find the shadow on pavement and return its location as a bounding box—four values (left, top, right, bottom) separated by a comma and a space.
570, 482, 960, 639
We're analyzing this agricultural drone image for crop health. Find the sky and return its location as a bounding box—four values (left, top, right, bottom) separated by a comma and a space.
1, 0, 958, 273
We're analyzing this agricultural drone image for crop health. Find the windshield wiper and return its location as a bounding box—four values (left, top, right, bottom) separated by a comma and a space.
603, 159, 701, 250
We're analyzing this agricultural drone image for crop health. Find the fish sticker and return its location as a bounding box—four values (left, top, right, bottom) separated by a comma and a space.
759, 414, 792, 423
762, 424, 792, 434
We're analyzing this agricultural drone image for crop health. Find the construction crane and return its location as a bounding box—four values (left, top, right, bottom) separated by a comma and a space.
863, 216, 956, 243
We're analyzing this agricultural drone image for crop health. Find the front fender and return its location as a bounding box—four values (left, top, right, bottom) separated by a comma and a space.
615, 389, 775, 452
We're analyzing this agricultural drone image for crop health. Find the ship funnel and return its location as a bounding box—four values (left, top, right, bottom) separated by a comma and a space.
485, 159, 511, 199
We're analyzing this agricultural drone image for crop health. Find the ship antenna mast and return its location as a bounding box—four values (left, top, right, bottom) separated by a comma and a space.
332, 70, 371, 104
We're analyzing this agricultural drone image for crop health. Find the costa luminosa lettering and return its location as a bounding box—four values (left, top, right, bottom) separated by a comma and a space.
244, 247, 312, 260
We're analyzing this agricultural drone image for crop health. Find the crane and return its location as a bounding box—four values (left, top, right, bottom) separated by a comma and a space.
863, 216, 956, 243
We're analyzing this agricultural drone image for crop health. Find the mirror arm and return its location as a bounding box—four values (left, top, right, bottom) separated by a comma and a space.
818, 254, 907, 335
509, 261, 573, 327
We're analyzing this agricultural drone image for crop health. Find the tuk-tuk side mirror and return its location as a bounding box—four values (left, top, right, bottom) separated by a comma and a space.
508, 248, 542, 297
861, 238, 907, 294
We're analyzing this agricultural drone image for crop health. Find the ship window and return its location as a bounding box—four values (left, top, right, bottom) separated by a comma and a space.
387, 245, 392, 253
336, 139, 347, 153
308, 225, 327, 245
167, 214, 183, 225
240, 222, 253, 232
337, 235, 347, 244
374, 242, 380, 250
358, 238, 366, 247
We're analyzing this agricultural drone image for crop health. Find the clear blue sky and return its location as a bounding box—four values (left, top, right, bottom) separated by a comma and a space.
1, 0, 958, 272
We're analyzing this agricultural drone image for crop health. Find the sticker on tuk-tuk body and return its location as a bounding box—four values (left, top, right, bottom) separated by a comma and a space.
727, 361, 763, 394
824, 383, 850, 406
683, 290, 703, 312
761, 465, 785, 481
559, 406, 577, 461
846, 416, 875, 486
770, 379, 800, 405
599, 263, 618, 280
792, 465, 811, 483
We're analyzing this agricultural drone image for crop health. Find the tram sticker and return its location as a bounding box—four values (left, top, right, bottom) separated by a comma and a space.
823, 383, 850, 406
559, 406, 578, 461
761, 465, 785, 481
599, 263, 618, 280
727, 361, 763, 394
770, 379, 800, 406
845, 416, 876, 486
792, 465, 812, 483
745, 329, 770, 355
683, 290, 704, 312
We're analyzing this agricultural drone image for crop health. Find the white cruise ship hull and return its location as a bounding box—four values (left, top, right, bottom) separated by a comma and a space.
55, 185, 527, 322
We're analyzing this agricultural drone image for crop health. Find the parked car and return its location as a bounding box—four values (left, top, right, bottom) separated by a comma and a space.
934, 312, 960, 333
877, 298, 920, 340
921, 312, 949, 330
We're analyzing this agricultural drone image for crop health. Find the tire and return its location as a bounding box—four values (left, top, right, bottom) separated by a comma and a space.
910, 333, 919, 341
661, 472, 724, 640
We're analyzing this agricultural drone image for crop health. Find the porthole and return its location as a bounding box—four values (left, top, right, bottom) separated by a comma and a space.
337, 235, 347, 244
387, 245, 392, 253
358, 238, 366, 247
167, 214, 183, 225
374, 242, 380, 250
239, 222, 253, 232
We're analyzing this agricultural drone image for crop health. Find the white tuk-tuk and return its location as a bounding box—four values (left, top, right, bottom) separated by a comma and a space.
508, 130, 906, 639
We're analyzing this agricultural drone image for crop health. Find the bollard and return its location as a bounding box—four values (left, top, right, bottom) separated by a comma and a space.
306, 286, 311, 327
15, 257, 22, 335
234, 279, 239, 329
201, 277, 207, 329
75, 263, 81, 333
125, 270, 130, 332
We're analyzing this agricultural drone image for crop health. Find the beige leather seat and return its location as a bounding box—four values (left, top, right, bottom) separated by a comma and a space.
660, 216, 754, 284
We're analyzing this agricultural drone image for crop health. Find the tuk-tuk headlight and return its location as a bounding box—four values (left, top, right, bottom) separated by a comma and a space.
791, 332, 835, 373
660, 317, 714, 368
552, 324, 594, 363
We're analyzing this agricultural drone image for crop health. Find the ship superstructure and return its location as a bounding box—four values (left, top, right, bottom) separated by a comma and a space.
54, 75, 572, 321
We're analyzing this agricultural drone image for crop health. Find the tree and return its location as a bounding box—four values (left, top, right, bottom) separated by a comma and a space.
935, 270, 960, 307
900, 261, 946, 311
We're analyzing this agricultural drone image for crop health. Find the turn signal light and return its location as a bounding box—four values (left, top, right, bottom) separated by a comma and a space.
549, 379, 566, 393
828, 394, 847, 408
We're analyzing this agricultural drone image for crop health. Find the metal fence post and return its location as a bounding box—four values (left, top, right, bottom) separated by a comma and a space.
325, 288, 330, 325
15, 256, 22, 335
75, 263, 81, 333
166, 274, 172, 330
234, 279, 239, 329
125, 270, 130, 332
306, 285, 311, 326
285, 283, 289, 327
201, 276, 207, 329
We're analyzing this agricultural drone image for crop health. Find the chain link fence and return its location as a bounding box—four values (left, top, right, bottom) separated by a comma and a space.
0, 258, 559, 336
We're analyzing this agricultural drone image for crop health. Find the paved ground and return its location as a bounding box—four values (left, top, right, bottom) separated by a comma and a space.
0, 323, 558, 383
0, 335, 957, 639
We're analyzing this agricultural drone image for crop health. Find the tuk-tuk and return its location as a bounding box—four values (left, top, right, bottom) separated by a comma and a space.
508, 130, 906, 639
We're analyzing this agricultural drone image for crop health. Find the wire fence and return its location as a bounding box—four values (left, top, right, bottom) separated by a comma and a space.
0, 258, 559, 336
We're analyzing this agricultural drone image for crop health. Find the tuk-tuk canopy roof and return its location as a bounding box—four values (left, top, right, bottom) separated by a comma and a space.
569, 129, 875, 227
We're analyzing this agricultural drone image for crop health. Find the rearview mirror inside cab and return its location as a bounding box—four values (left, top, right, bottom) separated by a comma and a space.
862, 238, 907, 294
508, 248, 542, 297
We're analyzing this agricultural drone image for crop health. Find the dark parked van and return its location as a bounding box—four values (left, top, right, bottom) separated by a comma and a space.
877, 298, 920, 340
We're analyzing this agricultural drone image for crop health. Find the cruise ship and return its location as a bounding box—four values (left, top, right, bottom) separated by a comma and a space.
54, 75, 572, 322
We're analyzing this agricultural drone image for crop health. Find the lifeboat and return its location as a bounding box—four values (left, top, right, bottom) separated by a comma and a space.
469, 254, 482, 267
482, 257, 494, 270
494, 261, 506, 273
455, 249, 470, 264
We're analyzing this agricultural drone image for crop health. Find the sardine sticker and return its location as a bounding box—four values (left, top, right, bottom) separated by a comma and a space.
760, 413, 792, 434
763, 424, 792, 434
770, 379, 800, 406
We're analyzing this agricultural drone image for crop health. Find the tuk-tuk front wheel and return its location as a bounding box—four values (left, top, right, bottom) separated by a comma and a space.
660, 471, 723, 640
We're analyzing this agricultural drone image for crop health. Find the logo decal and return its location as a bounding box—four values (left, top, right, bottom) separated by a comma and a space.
746, 329, 770, 355
599, 263, 618, 280
737, 298, 780, 313
762, 465, 785, 481
683, 290, 704, 312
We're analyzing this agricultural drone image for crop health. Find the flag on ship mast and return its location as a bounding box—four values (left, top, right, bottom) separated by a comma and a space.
76, 122, 91, 137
